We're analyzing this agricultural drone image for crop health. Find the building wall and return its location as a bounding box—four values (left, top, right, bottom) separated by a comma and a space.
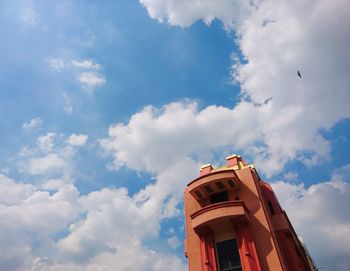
235, 167, 285, 271
184, 156, 315, 271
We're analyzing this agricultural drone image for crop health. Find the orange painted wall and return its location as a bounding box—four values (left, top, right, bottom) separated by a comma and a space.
184, 156, 315, 271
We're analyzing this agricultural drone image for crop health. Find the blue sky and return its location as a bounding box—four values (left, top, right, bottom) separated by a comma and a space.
0, 1, 350, 270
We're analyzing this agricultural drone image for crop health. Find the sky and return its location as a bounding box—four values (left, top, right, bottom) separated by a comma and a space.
0, 0, 349, 270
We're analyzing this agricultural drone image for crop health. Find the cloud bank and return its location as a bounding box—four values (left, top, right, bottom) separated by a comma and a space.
139, 0, 350, 175
1, 132, 187, 271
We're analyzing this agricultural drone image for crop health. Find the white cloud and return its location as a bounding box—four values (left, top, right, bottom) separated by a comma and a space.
231, 0, 350, 171
138, 0, 350, 176
78, 72, 106, 89
167, 236, 181, 249
101, 102, 240, 222
22, 118, 42, 131
28, 153, 67, 175
63, 93, 73, 114
139, 0, 252, 28
17, 132, 90, 180
67, 134, 88, 147
101, 101, 246, 173
54, 186, 186, 270
31, 247, 186, 271
97, 2, 350, 270
71, 60, 100, 69
58, 188, 156, 260
102, 100, 315, 176
272, 164, 350, 271
47, 58, 101, 73
100, 104, 350, 269
283, 171, 299, 182
0, 173, 186, 271
47, 58, 65, 72
46, 58, 105, 92
1, 130, 186, 270
3, 1, 349, 270
0, 177, 80, 271
0, 175, 36, 205
74, 62, 106, 92
37, 132, 55, 153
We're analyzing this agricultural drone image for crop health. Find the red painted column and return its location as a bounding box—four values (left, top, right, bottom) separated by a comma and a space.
236, 224, 261, 271
196, 226, 218, 271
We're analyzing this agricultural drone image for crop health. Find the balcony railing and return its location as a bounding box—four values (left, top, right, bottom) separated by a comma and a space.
190, 201, 249, 230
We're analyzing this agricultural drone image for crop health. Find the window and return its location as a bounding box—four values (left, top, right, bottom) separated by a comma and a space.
216, 181, 225, 190
227, 179, 235, 188
268, 201, 276, 215
204, 185, 214, 193
210, 191, 229, 204
194, 190, 203, 198
216, 239, 242, 271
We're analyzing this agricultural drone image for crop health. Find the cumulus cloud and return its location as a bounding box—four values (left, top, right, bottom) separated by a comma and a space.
47, 58, 101, 73
101, 102, 350, 269
54, 185, 186, 271
78, 72, 106, 89
74, 60, 105, 92
139, 0, 252, 28
31, 246, 186, 271
67, 134, 88, 147
3, 1, 349, 270
0, 173, 186, 271
46, 58, 105, 92
233, 0, 350, 170
1, 130, 186, 270
0, 177, 80, 271
58, 187, 158, 260
22, 117, 42, 131
98, 2, 350, 270
272, 164, 350, 270
139, 0, 350, 176
101, 104, 220, 219
0, 175, 35, 205
37, 132, 55, 153
101, 101, 252, 173
71, 60, 101, 69
48, 185, 186, 271
27, 153, 67, 175
18, 132, 86, 179
101, 99, 325, 177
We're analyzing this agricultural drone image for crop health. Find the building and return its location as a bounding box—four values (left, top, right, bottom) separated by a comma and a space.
183, 155, 316, 271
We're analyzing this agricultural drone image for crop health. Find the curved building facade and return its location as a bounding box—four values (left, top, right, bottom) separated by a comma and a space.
184, 155, 316, 271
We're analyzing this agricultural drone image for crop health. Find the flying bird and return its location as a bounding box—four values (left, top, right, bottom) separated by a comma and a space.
297, 70, 302, 78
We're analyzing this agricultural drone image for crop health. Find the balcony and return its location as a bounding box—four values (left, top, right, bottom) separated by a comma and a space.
187, 170, 240, 201
190, 201, 249, 230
